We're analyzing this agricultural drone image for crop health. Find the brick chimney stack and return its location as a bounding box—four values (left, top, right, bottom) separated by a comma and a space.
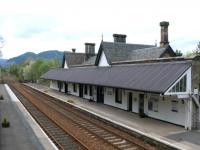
113, 34, 127, 43
85, 43, 95, 60
160, 21, 169, 47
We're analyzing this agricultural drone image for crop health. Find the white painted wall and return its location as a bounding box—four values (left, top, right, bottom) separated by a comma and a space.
98, 51, 110, 67
104, 88, 128, 110
64, 60, 68, 69
131, 92, 139, 113
60, 82, 65, 92
92, 86, 97, 101
50, 80, 65, 92
50, 80, 59, 90
68, 83, 79, 96
145, 94, 186, 126
50, 80, 187, 127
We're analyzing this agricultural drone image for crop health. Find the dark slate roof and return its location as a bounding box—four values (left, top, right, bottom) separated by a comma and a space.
81, 56, 97, 65
128, 46, 171, 61
41, 61, 191, 93
95, 42, 176, 65
62, 51, 86, 67
101, 41, 154, 63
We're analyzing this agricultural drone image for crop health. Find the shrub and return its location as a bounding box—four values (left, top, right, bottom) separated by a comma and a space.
0, 95, 4, 100
2, 117, 10, 128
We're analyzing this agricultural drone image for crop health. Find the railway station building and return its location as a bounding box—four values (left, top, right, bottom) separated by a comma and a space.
41, 21, 200, 130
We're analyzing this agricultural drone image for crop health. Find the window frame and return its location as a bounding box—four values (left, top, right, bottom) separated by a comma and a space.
169, 75, 187, 93
148, 100, 153, 111
148, 96, 159, 112
171, 100, 178, 112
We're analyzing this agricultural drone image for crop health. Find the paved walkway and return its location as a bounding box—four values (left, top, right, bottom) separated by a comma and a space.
0, 84, 57, 150
27, 83, 200, 150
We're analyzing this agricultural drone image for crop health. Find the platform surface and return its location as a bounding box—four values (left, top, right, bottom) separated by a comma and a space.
0, 84, 57, 150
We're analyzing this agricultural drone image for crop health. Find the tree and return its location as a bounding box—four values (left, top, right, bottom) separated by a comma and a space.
0, 36, 4, 57
175, 49, 183, 56
7, 58, 60, 82
23, 59, 60, 82
8, 64, 21, 80
195, 41, 200, 54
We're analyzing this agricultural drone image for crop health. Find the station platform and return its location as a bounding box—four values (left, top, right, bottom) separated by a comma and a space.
0, 84, 57, 150
26, 83, 200, 150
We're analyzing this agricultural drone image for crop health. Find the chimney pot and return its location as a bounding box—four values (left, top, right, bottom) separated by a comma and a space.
72, 48, 76, 53
160, 21, 169, 26
160, 21, 169, 47
113, 34, 127, 43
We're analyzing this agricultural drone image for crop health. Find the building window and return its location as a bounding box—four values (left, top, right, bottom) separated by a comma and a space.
115, 88, 122, 104
107, 88, 113, 95
84, 85, 88, 95
148, 96, 159, 112
171, 100, 178, 112
169, 75, 187, 93
148, 100, 153, 111
73, 83, 77, 92
89, 85, 93, 96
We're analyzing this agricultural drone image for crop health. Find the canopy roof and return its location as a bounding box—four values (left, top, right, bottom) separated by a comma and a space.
41, 61, 191, 93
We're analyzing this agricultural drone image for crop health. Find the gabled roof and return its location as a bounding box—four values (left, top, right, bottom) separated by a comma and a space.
128, 45, 176, 61
62, 51, 86, 68
95, 41, 176, 65
81, 56, 97, 66
42, 61, 191, 93
95, 41, 154, 65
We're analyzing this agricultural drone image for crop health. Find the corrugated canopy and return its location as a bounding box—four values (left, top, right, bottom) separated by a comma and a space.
41, 61, 191, 93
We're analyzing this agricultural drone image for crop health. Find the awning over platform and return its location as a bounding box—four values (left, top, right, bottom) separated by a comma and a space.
41, 61, 191, 93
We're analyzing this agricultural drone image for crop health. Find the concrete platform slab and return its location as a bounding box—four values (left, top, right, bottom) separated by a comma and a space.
27, 83, 200, 150
0, 84, 57, 150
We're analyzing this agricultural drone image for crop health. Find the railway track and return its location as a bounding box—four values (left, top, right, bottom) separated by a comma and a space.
10, 84, 84, 150
10, 83, 159, 150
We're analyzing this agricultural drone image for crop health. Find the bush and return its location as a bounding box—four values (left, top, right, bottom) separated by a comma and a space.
2, 117, 10, 128
0, 95, 4, 100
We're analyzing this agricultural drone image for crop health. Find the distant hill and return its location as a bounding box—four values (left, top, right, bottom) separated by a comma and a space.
7, 52, 36, 64
0, 59, 8, 66
1, 50, 63, 66
37, 51, 63, 60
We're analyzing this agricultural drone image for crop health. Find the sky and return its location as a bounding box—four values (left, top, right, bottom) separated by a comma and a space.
0, 0, 199, 59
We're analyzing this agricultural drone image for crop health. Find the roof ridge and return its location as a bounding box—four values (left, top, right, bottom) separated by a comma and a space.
102, 41, 154, 46
112, 57, 193, 65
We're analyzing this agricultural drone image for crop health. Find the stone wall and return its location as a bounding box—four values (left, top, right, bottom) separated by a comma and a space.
191, 57, 200, 129
191, 58, 200, 91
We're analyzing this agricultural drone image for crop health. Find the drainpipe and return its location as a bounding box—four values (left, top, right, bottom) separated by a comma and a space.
189, 93, 200, 129
185, 98, 193, 130
191, 94, 200, 129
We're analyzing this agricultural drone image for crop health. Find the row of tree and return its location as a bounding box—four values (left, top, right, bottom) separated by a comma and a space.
6, 59, 60, 82
175, 41, 200, 57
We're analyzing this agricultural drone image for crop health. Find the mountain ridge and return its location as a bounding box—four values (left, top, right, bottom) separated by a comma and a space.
0, 50, 64, 66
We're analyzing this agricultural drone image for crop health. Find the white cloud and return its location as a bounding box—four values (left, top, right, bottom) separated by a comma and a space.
0, 0, 200, 58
